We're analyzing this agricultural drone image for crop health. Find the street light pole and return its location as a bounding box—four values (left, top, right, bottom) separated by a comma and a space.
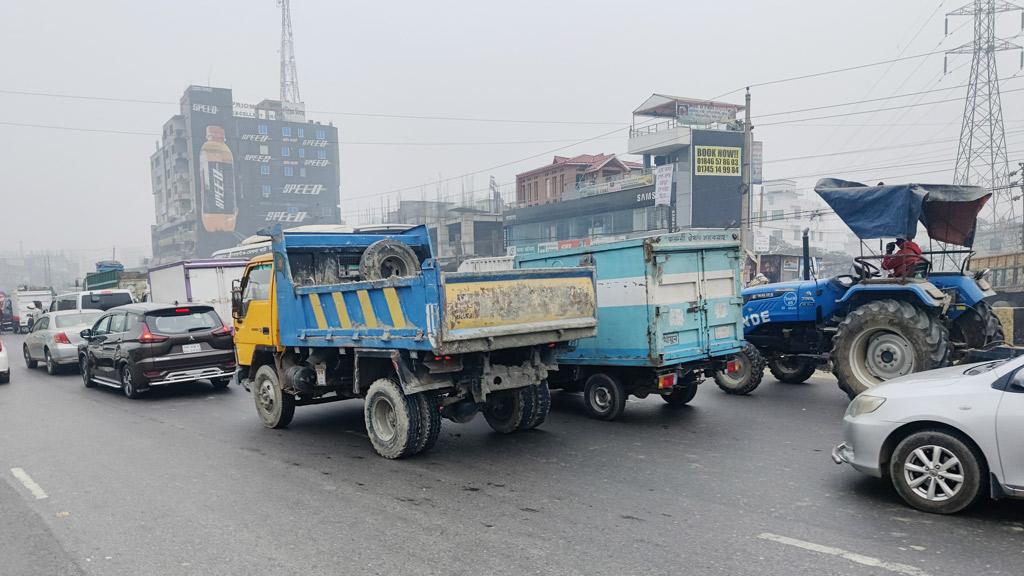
741, 87, 753, 278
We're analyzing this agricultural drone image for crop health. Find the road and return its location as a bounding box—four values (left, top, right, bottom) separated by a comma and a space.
1, 332, 1021, 576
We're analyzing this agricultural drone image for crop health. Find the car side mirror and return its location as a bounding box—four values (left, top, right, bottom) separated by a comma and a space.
80, 328, 92, 340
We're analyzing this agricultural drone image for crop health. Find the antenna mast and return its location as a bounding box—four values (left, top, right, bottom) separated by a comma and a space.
278, 0, 301, 103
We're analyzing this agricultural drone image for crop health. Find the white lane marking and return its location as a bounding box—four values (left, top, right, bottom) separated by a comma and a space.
758, 532, 930, 576
10, 467, 48, 499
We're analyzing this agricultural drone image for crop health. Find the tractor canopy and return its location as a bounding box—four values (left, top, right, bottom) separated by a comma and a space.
813, 178, 991, 247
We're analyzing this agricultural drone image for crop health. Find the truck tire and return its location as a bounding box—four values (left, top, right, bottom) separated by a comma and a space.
831, 300, 950, 399
364, 378, 422, 459
411, 392, 442, 455
254, 364, 295, 429
768, 357, 816, 384
518, 380, 551, 430
583, 372, 627, 421
713, 343, 765, 395
661, 382, 698, 405
483, 388, 529, 433
359, 239, 420, 281
951, 300, 1005, 352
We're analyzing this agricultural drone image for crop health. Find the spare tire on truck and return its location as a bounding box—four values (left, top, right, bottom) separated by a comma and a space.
831, 299, 950, 400
359, 239, 420, 281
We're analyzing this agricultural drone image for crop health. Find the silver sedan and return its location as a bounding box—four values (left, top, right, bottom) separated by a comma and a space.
833, 357, 1024, 514
23, 310, 103, 375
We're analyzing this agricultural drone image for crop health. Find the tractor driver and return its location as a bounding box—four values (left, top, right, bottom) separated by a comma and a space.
881, 237, 922, 277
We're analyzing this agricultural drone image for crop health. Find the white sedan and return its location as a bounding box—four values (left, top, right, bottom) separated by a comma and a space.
833, 357, 1024, 514
0, 336, 9, 383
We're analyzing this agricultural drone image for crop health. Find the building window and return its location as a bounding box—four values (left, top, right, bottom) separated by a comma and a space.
261, 184, 272, 198
297, 148, 305, 158
257, 124, 268, 135
315, 128, 326, 140
299, 167, 307, 178
259, 145, 269, 155
317, 149, 327, 160
260, 165, 271, 176
297, 127, 304, 138
281, 146, 290, 157
284, 166, 294, 177
771, 209, 784, 221
282, 126, 292, 137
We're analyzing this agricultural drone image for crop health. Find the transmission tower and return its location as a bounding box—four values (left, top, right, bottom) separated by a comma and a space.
945, 0, 1023, 251
278, 0, 301, 103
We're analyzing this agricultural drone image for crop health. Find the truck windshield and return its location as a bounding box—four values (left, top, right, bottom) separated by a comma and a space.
55, 312, 103, 328
146, 307, 221, 334
82, 293, 133, 310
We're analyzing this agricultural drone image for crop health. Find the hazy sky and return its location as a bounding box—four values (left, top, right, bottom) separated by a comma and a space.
2, 0, 1022, 263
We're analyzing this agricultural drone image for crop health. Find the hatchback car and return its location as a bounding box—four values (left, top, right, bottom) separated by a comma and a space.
833, 357, 1024, 514
0, 336, 9, 383
78, 303, 235, 398
23, 310, 103, 375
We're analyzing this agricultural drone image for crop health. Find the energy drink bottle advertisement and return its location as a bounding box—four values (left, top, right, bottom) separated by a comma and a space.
199, 125, 238, 232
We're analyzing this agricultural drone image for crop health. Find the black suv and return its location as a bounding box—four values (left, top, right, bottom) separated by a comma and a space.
78, 303, 235, 398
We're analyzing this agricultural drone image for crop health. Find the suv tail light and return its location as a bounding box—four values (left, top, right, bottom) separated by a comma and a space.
53, 332, 71, 345
139, 324, 169, 344
212, 324, 234, 336
0, 340, 3, 352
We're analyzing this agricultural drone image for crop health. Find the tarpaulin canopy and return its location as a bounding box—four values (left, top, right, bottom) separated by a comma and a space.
813, 178, 991, 247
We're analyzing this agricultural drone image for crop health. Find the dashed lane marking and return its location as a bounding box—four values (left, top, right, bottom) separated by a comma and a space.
758, 532, 930, 576
10, 467, 48, 500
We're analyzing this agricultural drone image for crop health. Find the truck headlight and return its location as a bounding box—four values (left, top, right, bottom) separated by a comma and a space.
846, 395, 886, 418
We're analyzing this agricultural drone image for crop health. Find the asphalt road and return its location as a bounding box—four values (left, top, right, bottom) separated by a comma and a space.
1, 332, 1022, 576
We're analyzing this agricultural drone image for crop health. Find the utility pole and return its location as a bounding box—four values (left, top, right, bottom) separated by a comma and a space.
740, 87, 753, 277
945, 0, 1023, 252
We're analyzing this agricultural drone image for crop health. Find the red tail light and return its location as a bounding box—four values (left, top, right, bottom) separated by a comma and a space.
175, 308, 190, 313
212, 324, 234, 336
139, 324, 168, 343
53, 332, 71, 345
657, 373, 677, 390
0, 340, 4, 352
726, 360, 739, 374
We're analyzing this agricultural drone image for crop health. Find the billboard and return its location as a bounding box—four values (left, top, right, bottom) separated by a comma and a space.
690, 130, 744, 229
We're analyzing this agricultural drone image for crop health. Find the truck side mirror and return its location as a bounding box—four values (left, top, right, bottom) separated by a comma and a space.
231, 279, 243, 320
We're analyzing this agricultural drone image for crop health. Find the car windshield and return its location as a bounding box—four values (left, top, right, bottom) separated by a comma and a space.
54, 312, 103, 328
82, 293, 133, 310
146, 307, 221, 334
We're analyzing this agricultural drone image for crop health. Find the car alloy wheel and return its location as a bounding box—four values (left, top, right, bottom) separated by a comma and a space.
902, 445, 963, 502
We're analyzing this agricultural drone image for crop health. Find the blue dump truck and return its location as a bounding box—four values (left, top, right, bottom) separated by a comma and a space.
516, 230, 745, 420
231, 225, 598, 458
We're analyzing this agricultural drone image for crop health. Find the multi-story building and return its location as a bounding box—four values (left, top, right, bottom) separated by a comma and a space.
150, 86, 341, 264
754, 178, 858, 255
382, 198, 505, 270
515, 154, 643, 207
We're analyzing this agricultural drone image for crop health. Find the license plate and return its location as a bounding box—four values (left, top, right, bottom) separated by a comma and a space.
182, 343, 202, 354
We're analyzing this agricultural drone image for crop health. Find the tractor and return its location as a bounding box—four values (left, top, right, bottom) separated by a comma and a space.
715, 178, 1004, 399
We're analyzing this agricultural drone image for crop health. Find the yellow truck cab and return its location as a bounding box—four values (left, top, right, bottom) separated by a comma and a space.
230, 225, 597, 459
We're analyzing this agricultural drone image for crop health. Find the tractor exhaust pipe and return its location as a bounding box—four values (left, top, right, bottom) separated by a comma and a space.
802, 228, 811, 280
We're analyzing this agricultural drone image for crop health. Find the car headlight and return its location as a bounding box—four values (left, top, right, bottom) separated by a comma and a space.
846, 395, 886, 418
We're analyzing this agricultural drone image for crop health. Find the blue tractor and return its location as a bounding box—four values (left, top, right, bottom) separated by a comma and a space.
715, 179, 1003, 399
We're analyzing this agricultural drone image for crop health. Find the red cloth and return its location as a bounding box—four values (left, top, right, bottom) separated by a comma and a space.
881, 240, 923, 277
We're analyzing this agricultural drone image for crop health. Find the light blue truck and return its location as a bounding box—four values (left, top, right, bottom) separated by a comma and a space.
516, 230, 745, 420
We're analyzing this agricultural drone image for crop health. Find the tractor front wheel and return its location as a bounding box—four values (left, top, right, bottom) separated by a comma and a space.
831, 300, 950, 399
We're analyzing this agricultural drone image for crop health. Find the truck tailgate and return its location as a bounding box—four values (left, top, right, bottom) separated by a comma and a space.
440, 268, 596, 343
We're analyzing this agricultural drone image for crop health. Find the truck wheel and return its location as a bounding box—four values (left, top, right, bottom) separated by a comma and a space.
519, 380, 551, 430
483, 388, 529, 433
254, 365, 295, 429
411, 392, 442, 455
661, 382, 698, 405
831, 300, 950, 399
889, 430, 985, 515
768, 357, 816, 384
951, 301, 1005, 353
364, 378, 422, 459
583, 372, 627, 421
359, 239, 420, 281
713, 343, 765, 395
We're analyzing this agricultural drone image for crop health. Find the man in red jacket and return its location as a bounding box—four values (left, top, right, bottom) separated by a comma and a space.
881, 238, 923, 277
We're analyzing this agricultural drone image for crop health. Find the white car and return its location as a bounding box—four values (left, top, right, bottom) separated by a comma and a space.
0, 336, 9, 383
23, 310, 104, 375
833, 357, 1024, 514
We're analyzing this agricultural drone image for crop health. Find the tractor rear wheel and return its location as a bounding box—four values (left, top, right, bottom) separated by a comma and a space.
831, 300, 950, 399
713, 343, 766, 395
951, 300, 1005, 356
768, 357, 816, 384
